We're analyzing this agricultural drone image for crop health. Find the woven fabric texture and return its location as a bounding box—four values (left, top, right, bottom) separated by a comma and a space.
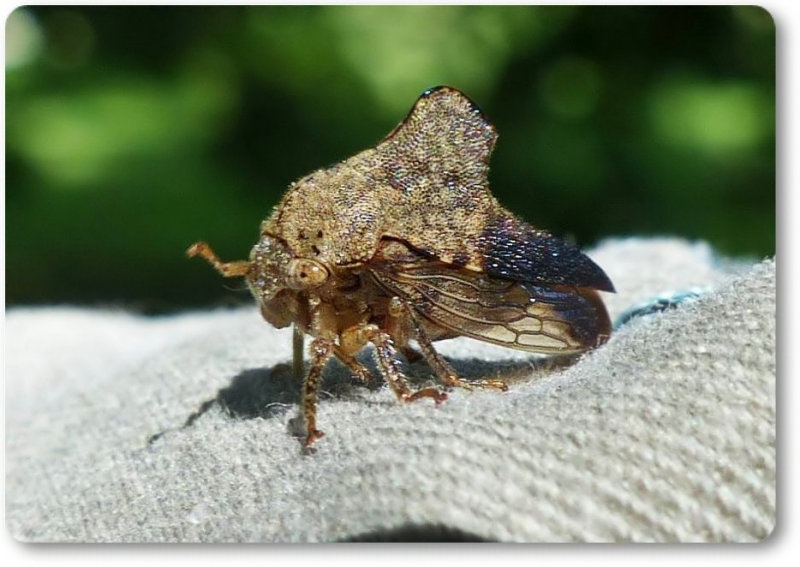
5, 238, 775, 542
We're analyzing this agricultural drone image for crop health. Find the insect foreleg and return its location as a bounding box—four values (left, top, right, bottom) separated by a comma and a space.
390, 297, 509, 392
302, 338, 334, 447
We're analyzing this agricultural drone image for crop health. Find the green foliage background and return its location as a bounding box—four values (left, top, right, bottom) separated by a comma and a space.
6, 5, 775, 312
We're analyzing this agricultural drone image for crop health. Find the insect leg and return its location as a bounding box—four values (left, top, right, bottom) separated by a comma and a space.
390, 297, 508, 392
382, 306, 423, 363
302, 338, 334, 447
186, 242, 250, 277
293, 325, 305, 381
336, 324, 380, 384
332, 346, 374, 384
361, 324, 447, 405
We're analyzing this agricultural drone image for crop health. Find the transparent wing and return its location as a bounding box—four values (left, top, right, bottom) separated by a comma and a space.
369, 254, 611, 354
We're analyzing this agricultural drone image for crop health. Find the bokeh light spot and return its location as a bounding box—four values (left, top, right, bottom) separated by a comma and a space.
9, 72, 237, 187
648, 78, 772, 156
5, 8, 44, 69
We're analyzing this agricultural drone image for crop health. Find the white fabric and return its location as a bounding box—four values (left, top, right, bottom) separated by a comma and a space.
5, 238, 775, 542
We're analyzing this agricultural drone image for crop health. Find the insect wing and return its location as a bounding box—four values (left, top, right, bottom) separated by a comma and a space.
370, 259, 610, 354
479, 214, 615, 293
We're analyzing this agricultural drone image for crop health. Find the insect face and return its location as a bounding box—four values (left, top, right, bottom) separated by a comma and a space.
243, 233, 332, 330
239, 234, 296, 329
247, 234, 291, 299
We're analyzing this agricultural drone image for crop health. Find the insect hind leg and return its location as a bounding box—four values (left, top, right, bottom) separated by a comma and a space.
358, 324, 447, 405
333, 346, 375, 385
391, 297, 508, 392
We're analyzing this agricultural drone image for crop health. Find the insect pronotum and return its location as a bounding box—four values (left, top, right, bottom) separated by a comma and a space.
188, 86, 614, 447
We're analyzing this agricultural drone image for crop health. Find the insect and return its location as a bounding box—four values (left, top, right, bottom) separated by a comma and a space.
188, 86, 614, 447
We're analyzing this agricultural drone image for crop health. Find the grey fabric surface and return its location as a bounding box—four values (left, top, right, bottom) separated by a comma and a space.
5, 238, 775, 542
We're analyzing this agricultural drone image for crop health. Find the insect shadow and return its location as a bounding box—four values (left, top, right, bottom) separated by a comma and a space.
195, 357, 376, 423
148, 347, 575, 445
147, 355, 378, 445
147, 360, 354, 445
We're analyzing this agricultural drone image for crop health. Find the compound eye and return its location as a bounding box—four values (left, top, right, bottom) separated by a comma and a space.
286, 258, 329, 289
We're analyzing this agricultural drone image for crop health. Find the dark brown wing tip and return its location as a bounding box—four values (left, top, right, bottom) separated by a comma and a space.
597, 271, 616, 293
578, 287, 613, 344
537, 285, 612, 349
480, 216, 616, 294
581, 261, 615, 293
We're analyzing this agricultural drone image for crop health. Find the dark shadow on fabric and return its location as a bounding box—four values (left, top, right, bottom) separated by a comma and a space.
342, 523, 493, 542
147, 347, 577, 445
446, 352, 579, 385
147, 355, 381, 444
